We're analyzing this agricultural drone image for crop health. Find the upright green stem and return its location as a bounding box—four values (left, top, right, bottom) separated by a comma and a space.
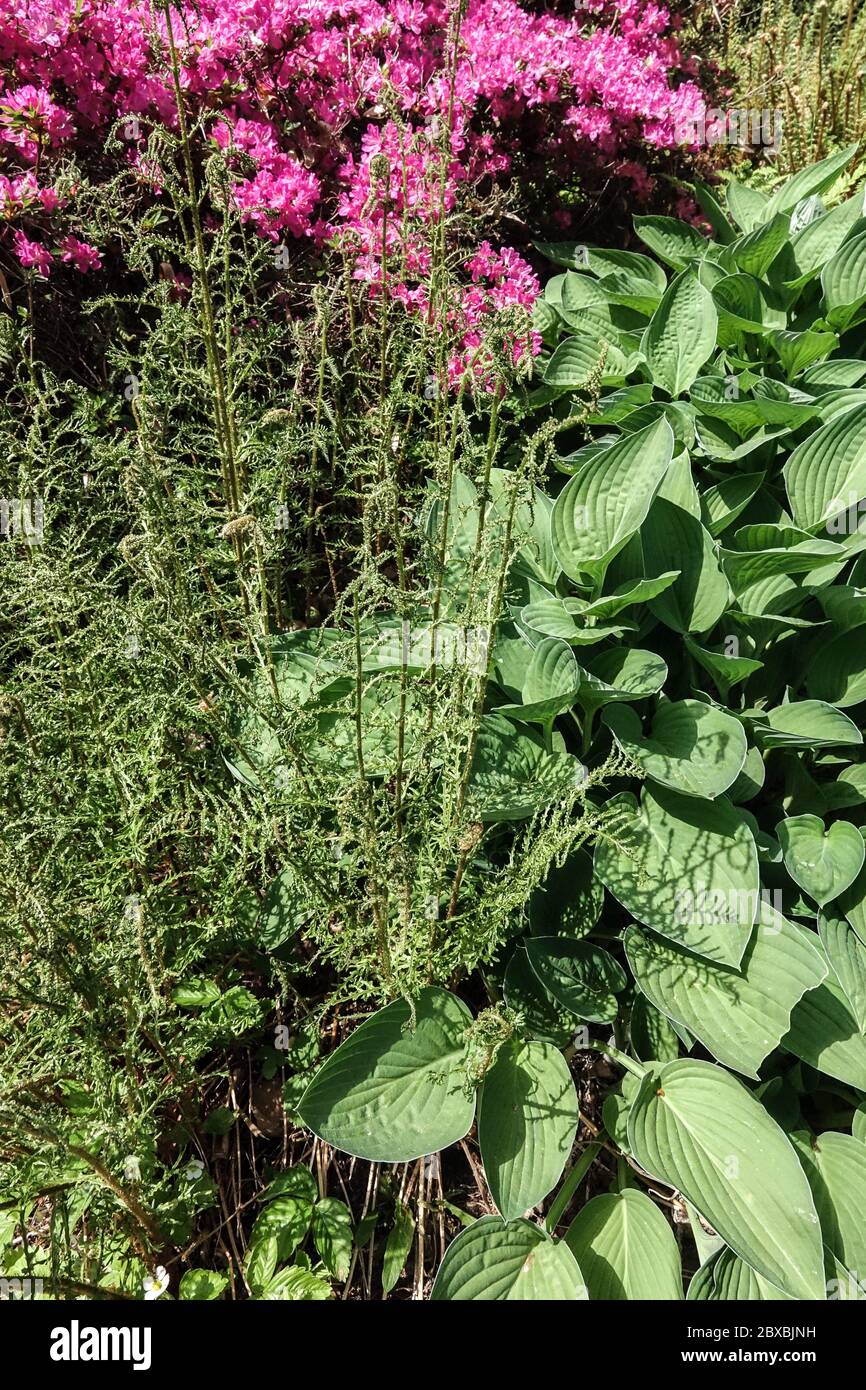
545, 1135, 606, 1233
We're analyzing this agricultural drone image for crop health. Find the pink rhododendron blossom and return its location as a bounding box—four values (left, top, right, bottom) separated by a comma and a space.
12, 227, 52, 275
0, 0, 712, 367
58, 234, 102, 271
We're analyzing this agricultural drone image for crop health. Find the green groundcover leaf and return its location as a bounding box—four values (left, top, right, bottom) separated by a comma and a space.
478, 1039, 578, 1220
564, 1188, 683, 1300
778, 815, 865, 906
687, 1247, 794, 1301
525, 937, 626, 1022
625, 903, 827, 1078
594, 786, 759, 965
627, 1059, 826, 1300
298, 987, 475, 1162
603, 699, 747, 799
798, 1132, 866, 1280
430, 1216, 586, 1300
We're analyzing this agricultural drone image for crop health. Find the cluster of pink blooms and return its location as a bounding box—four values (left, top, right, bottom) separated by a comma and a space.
0, 0, 708, 377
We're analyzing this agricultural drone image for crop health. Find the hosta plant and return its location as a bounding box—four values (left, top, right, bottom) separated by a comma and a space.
287, 146, 866, 1300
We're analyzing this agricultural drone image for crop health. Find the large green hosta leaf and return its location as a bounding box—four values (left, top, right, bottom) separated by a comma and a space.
594, 786, 759, 965
819, 909, 866, 1026
468, 713, 587, 822
525, 937, 626, 1022
577, 647, 668, 713
642, 498, 731, 634
783, 403, 866, 532
550, 418, 673, 584
798, 1132, 866, 1280
627, 1059, 825, 1300
625, 906, 827, 1078
687, 1247, 795, 1301
298, 988, 474, 1162
603, 700, 747, 799
478, 1039, 577, 1220
431, 1217, 586, 1300
783, 972, 866, 1089
564, 1188, 682, 1300
641, 270, 717, 396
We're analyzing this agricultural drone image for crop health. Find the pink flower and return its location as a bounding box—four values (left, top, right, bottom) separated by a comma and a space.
58, 234, 102, 272
12, 228, 52, 276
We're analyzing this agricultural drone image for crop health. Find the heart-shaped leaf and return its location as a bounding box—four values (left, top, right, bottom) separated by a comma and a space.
777, 814, 865, 906
798, 1131, 866, 1281
688, 1247, 794, 1301
298, 987, 475, 1162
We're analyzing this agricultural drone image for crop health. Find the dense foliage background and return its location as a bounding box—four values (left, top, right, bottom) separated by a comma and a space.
2, 0, 866, 1304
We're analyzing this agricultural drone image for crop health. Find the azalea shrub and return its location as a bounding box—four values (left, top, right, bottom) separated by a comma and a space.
283, 145, 866, 1300
0, 0, 709, 342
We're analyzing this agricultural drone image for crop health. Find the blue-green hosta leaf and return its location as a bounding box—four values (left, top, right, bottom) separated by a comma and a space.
627, 1059, 825, 1300
642, 499, 731, 634
726, 180, 769, 233
603, 700, 747, 799
729, 213, 790, 278
783, 972, 866, 1089
550, 418, 674, 584
478, 1039, 578, 1220
298, 988, 475, 1162
751, 701, 863, 750
567, 571, 680, 621
641, 270, 717, 395
496, 638, 580, 724
771, 329, 838, 378
839, 860, 866, 949
431, 1216, 586, 1300
801, 358, 866, 390
763, 143, 858, 220
625, 905, 828, 1079
503, 946, 578, 1046
807, 628, 866, 708
798, 1131, 866, 1280
519, 596, 632, 647
525, 937, 626, 1023
821, 229, 866, 326
564, 1189, 683, 1300
468, 713, 587, 822
594, 786, 759, 966
712, 273, 786, 335
777, 815, 865, 907
543, 332, 627, 388
788, 196, 865, 286
684, 636, 763, 695
633, 215, 712, 270
701, 471, 765, 537
576, 646, 668, 712
783, 402, 866, 532
818, 909, 866, 1028
687, 1247, 794, 1301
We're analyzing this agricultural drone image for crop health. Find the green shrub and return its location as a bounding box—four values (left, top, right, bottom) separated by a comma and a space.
294, 146, 866, 1300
